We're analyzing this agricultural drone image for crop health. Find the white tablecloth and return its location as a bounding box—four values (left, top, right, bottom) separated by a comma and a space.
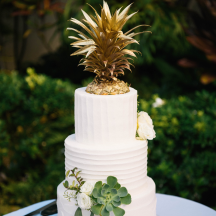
156, 194, 216, 216
4, 194, 216, 216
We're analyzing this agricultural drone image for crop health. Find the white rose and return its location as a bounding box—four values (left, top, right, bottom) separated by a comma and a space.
77, 193, 92, 210
152, 97, 164, 108
80, 182, 94, 195
137, 111, 156, 140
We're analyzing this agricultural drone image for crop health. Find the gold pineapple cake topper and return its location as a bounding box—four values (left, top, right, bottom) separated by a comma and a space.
67, 1, 151, 95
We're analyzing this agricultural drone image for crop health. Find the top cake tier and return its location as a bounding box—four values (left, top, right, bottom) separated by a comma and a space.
75, 87, 137, 146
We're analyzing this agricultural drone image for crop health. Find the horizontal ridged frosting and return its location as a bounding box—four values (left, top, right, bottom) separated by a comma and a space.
65, 134, 148, 195
75, 87, 137, 146
57, 177, 156, 216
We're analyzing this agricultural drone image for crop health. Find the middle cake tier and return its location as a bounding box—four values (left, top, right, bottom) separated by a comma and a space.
65, 134, 148, 196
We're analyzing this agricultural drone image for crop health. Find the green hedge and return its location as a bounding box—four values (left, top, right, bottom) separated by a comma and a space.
140, 91, 216, 208
1, 70, 215, 214
0, 69, 76, 215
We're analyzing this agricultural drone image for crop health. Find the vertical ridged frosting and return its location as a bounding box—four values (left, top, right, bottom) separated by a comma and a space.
75, 87, 137, 145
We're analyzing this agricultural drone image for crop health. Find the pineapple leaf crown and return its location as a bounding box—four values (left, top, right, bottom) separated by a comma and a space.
67, 1, 151, 82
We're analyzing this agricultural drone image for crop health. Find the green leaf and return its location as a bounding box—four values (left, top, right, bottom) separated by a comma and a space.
101, 184, 111, 196
66, 170, 70, 177
63, 180, 69, 188
91, 196, 97, 204
121, 194, 131, 205
93, 188, 102, 198
103, 184, 110, 190
110, 188, 117, 196
118, 187, 128, 197
114, 183, 121, 190
112, 200, 121, 207
91, 204, 103, 215
97, 197, 106, 205
113, 207, 125, 216
76, 170, 81, 177
112, 195, 120, 202
69, 174, 75, 177
72, 167, 78, 172
107, 176, 117, 188
106, 203, 113, 212
90, 212, 94, 216
101, 206, 110, 216
94, 181, 102, 190
75, 207, 82, 216
101, 189, 109, 196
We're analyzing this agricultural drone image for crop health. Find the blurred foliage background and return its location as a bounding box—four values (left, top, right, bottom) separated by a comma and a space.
0, 0, 216, 215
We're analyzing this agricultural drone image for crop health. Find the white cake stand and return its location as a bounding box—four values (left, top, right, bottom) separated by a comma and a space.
3, 194, 216, 216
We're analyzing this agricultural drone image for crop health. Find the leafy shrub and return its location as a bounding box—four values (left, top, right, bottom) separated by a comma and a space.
140, 90, 216, 208
0, 69, 76, 215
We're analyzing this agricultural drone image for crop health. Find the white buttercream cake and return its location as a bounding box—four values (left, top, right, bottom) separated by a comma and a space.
57, 87, 157, 216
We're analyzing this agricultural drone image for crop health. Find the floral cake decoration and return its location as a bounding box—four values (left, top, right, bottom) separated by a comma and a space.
63, 168, 131, 216
136, 111, 156, 141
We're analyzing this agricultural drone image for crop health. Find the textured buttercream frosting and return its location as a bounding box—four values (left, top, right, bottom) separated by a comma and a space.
65, 134, 148, 195
57, 177, 156, 216
57, 86, 157, 216
75, 87, 137, 146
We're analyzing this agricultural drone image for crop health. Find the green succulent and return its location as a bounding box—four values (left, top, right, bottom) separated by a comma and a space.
91, 176, 131, 216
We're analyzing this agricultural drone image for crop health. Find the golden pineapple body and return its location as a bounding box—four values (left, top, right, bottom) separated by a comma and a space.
86, 78, 129, 95
67, 1, 150, 94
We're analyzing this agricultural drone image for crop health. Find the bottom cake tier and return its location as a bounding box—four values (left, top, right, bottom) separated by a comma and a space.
57, 176, 156, 216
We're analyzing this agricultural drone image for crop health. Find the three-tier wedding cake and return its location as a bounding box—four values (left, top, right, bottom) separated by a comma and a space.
57, 87, 156, 216
57, 1, 156, 216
